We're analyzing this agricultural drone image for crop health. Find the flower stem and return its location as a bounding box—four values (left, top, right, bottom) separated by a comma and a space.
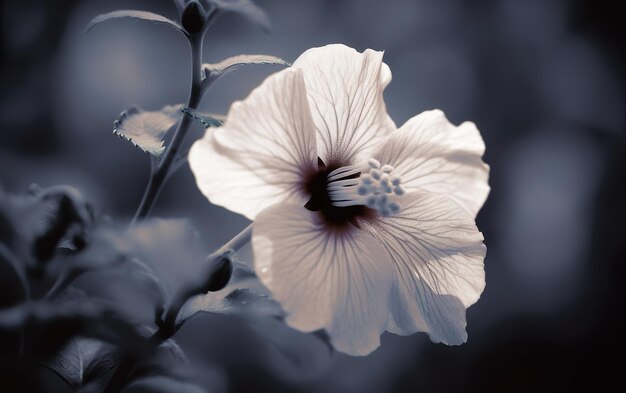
131, 34, 205, 225
214, 223, 253, 258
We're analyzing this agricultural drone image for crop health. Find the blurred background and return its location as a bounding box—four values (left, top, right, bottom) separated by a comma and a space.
1, 0, 624, 391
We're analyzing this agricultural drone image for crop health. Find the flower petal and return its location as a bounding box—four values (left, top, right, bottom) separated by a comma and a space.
253, 203, 394, 356
375, 110, 490, 218
366, 191, 486, 345
189, 68, 318, 220
292, 44, 396, 165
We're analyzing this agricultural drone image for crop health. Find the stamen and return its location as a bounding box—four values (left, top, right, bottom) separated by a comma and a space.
327, 178, 360, 189
361, 174, 373, 185
326, 159, 404, 217
332, 200, 367, 207
327, 163, 365, 181
381, 164, 394, 173
368, 158, 380, 169
388, 202, 401, 213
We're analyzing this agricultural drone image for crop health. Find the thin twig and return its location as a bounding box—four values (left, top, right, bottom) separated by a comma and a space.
131, 34, 205, 225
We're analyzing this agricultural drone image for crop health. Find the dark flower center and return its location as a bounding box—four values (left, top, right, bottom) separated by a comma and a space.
303, 158, 376, 231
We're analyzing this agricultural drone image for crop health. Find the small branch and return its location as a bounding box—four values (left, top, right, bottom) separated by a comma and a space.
213, 223, 253, 259
130, 11, 223, 225
131, 33, 205, 225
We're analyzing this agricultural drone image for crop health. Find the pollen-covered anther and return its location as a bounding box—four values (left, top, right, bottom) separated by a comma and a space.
327, 160, 404, 216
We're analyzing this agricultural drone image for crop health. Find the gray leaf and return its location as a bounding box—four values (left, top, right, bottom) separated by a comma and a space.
43, 337, 120, 388
85, 10, 185, 35
181, 107, 224, 129
181, 287, 284, 323
203, 54, 290, 79
113, 105, 183, 158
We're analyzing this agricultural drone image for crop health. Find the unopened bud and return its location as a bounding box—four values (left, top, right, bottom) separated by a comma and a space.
204, 251, 233, 292
182, 0, 207, 34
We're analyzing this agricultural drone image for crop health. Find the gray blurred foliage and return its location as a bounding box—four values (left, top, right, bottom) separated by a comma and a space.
0, 183, 326, 391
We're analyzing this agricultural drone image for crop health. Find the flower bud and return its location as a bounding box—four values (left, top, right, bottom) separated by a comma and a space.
181, 0, 207, 34
204, 252, 233, 292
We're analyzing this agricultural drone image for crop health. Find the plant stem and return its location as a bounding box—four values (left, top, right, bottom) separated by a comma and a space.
104, 32, 207, 393
213, 223, 253, 259
131, 34, 205, 225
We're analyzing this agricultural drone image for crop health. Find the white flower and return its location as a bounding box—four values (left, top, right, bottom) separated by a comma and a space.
189, 44, 489, 355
